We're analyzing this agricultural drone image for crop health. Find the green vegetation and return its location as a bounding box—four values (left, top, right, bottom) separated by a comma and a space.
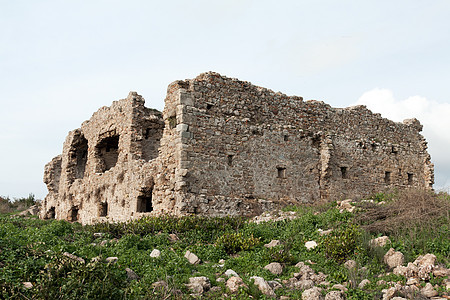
0, 193, 36, 214
0, 189, 449, 299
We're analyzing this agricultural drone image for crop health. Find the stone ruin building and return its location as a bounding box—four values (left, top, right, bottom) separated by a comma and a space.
41, 72, 434, 224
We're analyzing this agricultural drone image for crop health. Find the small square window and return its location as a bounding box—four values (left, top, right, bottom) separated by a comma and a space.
277, 167, 286, 179
384, 171, 391, 184
340, 167, 348, 179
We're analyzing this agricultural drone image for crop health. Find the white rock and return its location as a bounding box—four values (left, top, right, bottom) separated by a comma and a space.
358, 279, 370, 289
184, 250, 200, 264
302, 287, 323, 300
344, 260, 357, 270
224, 269, 239, 277
250, 276, 276, 297
406, 277, 419, 285
264, 240, 281, 248
125, 268, 139, 280
226, 276, 246, 293
325, 290, 343, 300
318, 229, 333, 236
370, 236, 391, 247
63, 252, 85, 264
384, 248, 404, 269
331, 284, 347, 292
414, 253, 436, 269
264, 262, 283, 275
23, 282, 33, 289
150, 249, 161, 258
186, 276, 210, 294
421, 282, 438, 298
105, 257, 118, 263
216, 277, 225, 283
305, 241, 318, 250
294, 279, 314, 290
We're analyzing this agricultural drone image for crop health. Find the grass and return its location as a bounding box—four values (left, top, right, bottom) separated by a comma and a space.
0, 189, 449, 299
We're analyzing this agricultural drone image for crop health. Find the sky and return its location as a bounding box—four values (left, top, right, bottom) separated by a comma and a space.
1, 0, 450, 199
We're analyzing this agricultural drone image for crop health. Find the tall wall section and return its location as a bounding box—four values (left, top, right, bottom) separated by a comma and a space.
169, 72, 434, 216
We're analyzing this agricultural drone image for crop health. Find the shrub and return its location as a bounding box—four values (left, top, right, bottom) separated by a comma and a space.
216, 232, 260, 254
322, 224, 361, 262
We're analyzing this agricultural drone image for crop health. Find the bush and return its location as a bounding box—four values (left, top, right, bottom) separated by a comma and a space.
322, 223, 361, 262
216, 232, 260, 254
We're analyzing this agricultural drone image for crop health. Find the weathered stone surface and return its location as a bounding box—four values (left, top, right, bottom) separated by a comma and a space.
63, 252, 85, 264
302, 287, 323, 300
23, 282, 33, 289
250, 276, 276, 297
41, 72, 434, 224
125, 268, 139, 280
184, 250, 200, 264
358, 279, 370, 289
421, 282, 438, 298
305, 241, 318, 250
105, 257, 118, 263
325, 291, 343, 300
384, 248, 404, 269
150, 249, 161, 258
264, 262, 283, 275
224, 269, 239, 277
264, 239, 281, 248
186, 276, 210, 294
370, 236, 391, 247
226, 276, 246, 293
344, 259, 357, 270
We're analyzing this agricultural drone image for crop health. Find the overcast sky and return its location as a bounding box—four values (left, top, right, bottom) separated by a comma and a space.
1, 0, 450, 199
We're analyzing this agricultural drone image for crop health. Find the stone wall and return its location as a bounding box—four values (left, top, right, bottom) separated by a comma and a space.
41, 72, 434, 224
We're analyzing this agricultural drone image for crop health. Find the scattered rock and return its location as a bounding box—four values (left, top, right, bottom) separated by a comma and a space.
264, 262, 283, 275
63, 252, 85, 264
19, 205, 40, 216
93, 232, 104, 238
250, 276, 276, 297
186, 276, 211, 294
414, 253, 436, 269
226, 276, 246, 293
338, 199, 355, 213
152, 280, 168, 289
382, 286, 396, 300
318, 229, 333, 236
302, 287, 323, 300
294, 279, 314, 290
421, 282, 438, 298
150, 249, 161, 258
22, 282, 33, 289
325, 290, 343, 300
90, 256, 102, 263
370, 236, 391, 247
184, 250, 200, 265
305, 241, 318, 250
125, 268, 139, 280
384, 248, 404, 269
105, 257, 118, 263
264, 240, 281, 248
168, 233, 179, 242
216, 277, 225, 283
224, 269, 239, 277
344, 260, 357, 270
405, 277, 419, 285
358, 279, 370, 289
267, 280, 283, 290
331, 284, 347, 292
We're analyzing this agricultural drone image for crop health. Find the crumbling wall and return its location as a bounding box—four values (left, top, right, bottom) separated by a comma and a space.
167, 72, 433, 216
41, 72, 434, 224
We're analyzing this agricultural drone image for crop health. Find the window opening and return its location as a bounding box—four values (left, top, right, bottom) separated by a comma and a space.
99, 202, 108, 217
384, 171, 391, 184
97, 136, 119, 171
284, 135, 289, 141
137, 188, 153, 212
407, 173, 413, 185
46, 206, 55, 219
206, 103, 213, 110
75, 136, 88, 179
69, 206, 79, 222
340, 167, 348, 179
277, 167, 286, 179
227, 155, 233, 166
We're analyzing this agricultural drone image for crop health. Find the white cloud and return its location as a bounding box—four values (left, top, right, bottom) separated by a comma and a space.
355, 88, 450, 189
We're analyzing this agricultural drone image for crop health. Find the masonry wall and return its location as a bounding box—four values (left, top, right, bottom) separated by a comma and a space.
169, 73, 434, 216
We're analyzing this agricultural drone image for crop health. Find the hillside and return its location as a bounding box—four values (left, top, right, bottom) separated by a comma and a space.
0, 189, 449, 299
